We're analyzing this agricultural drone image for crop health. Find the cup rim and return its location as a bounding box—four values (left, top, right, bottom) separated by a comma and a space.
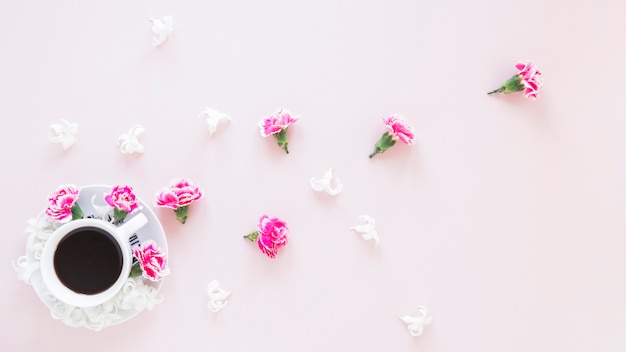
40, 218, 134, 308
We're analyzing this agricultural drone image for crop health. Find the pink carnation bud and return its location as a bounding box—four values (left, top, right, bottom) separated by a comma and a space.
369, 115, 415, 158
104, 185, 140, 222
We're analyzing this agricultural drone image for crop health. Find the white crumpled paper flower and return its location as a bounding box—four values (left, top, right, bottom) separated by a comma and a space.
351, 215, 379, 246
90, 194, 114, 218
115, 277, 163, 311
24, 217, 56, 260
49, 119, 78, 150
12, 256, 40, 284
117, 124, 145, 154
149, 16, 173, 46
310, 168, 343, 195
199, 108, 231, 138
25, 216, 54, 241
207, 280, 231, 312
398, 306, 432, 336
42, 277, 163, 331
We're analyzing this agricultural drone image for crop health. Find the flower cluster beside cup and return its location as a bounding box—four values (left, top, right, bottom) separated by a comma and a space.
45, 183, 188, 282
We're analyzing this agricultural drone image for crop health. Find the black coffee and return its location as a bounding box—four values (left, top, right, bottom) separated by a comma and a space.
53, 227, 123, 295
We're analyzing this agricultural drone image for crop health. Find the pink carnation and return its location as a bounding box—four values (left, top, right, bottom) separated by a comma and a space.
45, 184, 80, 223
257, 214, 289, 258
489, 61, 544, 99
104, 185, 139, 214
515, 61, 543, 99
133, 240, 169, 282
155, 179, 203, 210
259, 108, 298, 137
383, 115, 415, 145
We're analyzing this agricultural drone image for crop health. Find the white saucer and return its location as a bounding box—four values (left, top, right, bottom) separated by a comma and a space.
16, 185, 168, 331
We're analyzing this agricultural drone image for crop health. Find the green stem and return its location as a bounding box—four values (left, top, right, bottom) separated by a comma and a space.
369, 145, 382, 159
487, 86, 505, 95
273, 128, 289, 154
244, 231, 259, 242
488, 74, 524, 95
369, 132, 396, 159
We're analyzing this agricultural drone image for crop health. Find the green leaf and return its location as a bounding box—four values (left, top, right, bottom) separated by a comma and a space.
130, 262, 143, 278
273, 128, 290, 154
71, 204, 84, 220
501, 74, 525, 93
174, 206, 189, 224
369, 132, 396, 158
113, 208, 128, 222
488, 74, 525, 95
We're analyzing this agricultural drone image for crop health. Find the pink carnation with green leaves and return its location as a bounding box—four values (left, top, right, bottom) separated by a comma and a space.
45, 184, 83, 223
132, 240, 169, 282
488, 61, 543, 99
104, 185, 139, 222
383, 115, 415, 145
155, 178, 203, 224
369, 115, 415, 158
244, 214, 289, 258
259, 108, 298, 154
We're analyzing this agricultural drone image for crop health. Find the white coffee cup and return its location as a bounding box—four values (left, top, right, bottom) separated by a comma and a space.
40, 213, 148, 308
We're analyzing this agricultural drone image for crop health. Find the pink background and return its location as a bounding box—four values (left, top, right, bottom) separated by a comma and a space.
2, 0, 626, 351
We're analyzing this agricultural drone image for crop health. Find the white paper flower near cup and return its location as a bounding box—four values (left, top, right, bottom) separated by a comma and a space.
39, 213, 148, 308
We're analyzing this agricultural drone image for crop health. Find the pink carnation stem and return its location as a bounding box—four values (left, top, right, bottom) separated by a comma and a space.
487, 86, 505, 94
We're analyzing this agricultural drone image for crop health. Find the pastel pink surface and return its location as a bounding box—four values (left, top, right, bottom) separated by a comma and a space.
2, 1, 626, 352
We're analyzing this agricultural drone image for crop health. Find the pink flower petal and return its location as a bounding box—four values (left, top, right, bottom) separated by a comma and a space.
258, 108, 298, 137
515, 61, 543, 99
133, 240, 169, 281
382, 115, 415, 145
45, 184, 80, 223
255, 213, 289, 258
155, 179, 203, 209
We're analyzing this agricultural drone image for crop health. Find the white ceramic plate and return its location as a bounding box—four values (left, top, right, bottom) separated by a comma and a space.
24, 184, 167, 330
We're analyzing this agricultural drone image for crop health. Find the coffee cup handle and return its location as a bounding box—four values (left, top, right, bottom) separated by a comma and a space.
118, 213, 148, 240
